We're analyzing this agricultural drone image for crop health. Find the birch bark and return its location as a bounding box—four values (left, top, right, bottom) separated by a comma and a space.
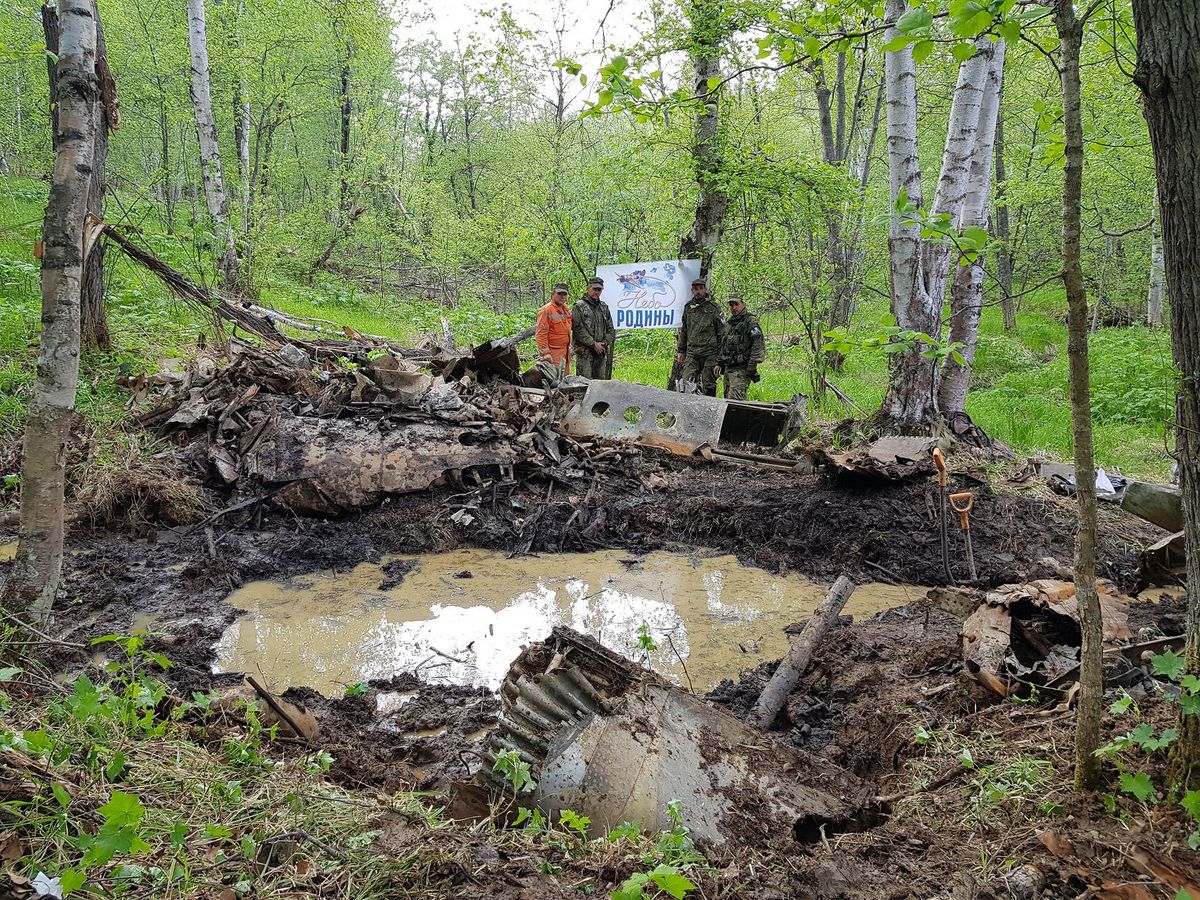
186, 0, 240, 291
1, 0, 98, 624
880, 0, 933, 427
940, 40, 1006, 413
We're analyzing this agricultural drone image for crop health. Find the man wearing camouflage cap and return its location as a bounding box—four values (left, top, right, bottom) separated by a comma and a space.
572, 276, 616, 380
715, 297, 765, 401
674, 277, 724, 396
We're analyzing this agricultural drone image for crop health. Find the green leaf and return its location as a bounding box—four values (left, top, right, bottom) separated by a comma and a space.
0, 667, 23, 681
882, 34, 913, 52
613, 872, 650, 900
912, 39, 935, 64
53, 782, 72, 809
896, 7, 934, 33
170, 822, 188, 846
648, 865, 696, 899
21, 730, 53, 757
951, 42, 976, 63
999, 19, 1021, 42
344, 682, 369, 698
1151, 650, 1185, 681
100, 791, 145, 828
1181, 789, 1200, 823
105, 750, 126, 781
59, 870, 86, 896
1118, 771, 1155, 804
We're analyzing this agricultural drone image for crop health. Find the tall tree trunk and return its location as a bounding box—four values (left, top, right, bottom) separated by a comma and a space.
234, 83, 250, 226
921, 36, 991, 304
81, 0, 115, 351
41, 5, 60, 147
880, 0, 933, 428
1053, 0, 1103, 792
1, 0, 98, 624
678, 0, 728, 279
940, 40, 1005, 413
1133, 0, 1200, 790
1146, 187, 1165, 326
160, 98, 174, 234
42, 3, 110, 351
994, 104, 1016, 330
881, 25, 995, 430
186, 0, 240, 291
338, 62, 352, 215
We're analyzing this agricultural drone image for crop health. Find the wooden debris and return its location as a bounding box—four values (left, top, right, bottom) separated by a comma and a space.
749, 575, 855, 729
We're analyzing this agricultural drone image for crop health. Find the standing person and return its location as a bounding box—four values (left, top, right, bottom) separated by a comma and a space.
535, 283, 573, 373
674, 278, 725, 396
715, 298, 765, 401
573, 276, 616, 379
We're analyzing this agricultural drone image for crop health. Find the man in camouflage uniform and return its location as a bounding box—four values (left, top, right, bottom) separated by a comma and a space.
572, 276, 616, 379
674, 278, 725, 396
715, 298, 766, 401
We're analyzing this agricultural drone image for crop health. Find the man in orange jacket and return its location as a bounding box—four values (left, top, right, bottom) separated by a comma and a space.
535, 283, 573, 373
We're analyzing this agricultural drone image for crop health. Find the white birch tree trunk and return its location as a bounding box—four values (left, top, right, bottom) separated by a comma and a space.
881, 22, 998, 429
1147, 187, 1165, 325
880, 0, 935, 428
186, 0, 240, 291
921, 35, 992, 308
940, 39, 1006, 413
1, 0, 98, 624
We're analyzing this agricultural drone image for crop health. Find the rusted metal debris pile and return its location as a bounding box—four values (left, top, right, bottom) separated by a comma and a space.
125, 339, 652, 519
477, 627, 875, 851
956, 578, 1179, 699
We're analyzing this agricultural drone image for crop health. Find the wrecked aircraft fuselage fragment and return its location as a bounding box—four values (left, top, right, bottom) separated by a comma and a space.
478, 627, 875, 851
559, 379, 802, 456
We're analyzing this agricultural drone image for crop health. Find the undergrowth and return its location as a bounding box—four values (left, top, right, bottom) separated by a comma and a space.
0, 629, 712, 899
0, 173, 1178, 479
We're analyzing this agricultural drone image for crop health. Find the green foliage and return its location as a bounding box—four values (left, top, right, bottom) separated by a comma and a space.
493, 749, 537, 795
612, 864, 696, 900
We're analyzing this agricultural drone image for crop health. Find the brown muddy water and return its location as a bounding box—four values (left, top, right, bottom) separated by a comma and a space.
212, 549, 924, 695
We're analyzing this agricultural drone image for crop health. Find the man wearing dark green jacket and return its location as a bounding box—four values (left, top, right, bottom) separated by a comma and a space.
573, 277, 616, 379
674, 278, 725, 396
715, 298, 766, 401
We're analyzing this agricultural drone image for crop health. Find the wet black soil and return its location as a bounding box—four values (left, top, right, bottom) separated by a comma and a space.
0, 448, 1188, 898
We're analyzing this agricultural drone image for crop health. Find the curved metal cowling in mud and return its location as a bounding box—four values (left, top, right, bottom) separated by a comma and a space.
478, 627, 875, 851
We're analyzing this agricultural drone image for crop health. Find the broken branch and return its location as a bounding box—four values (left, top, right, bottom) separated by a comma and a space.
749, 575, 856, 730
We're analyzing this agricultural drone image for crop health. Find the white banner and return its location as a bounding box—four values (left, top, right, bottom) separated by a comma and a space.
596, 259, 702, 330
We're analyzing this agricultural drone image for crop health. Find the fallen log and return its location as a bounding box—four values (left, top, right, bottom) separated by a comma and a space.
749, 575, 855, 729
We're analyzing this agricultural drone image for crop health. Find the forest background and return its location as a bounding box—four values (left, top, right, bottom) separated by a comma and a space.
0, 0, 1176, 478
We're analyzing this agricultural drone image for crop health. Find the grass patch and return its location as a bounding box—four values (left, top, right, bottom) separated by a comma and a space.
0, 173, 1179, 479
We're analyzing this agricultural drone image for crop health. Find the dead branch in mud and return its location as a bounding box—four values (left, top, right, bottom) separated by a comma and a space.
246, 675, 317, 745
750, 575, 856, 729
0, 611, 87, 650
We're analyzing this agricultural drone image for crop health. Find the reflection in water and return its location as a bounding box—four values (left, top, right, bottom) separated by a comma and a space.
212, 549, 921, 695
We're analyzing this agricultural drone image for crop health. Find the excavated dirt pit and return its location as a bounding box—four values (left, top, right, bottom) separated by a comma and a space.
211, 548, 924, 695
4, 453, 1192, 897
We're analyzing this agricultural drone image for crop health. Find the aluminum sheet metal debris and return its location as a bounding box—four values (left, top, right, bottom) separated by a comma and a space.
560, 380, 794, 456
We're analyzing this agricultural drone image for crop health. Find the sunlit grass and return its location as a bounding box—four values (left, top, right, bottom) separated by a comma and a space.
0, 173, 1178, 479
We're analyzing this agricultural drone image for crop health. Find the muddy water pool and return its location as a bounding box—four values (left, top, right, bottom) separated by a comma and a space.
212, 549, 923, 695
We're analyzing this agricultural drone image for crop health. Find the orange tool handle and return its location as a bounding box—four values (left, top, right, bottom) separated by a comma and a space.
932, 447, 947, 488
949, 492, 974, 530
